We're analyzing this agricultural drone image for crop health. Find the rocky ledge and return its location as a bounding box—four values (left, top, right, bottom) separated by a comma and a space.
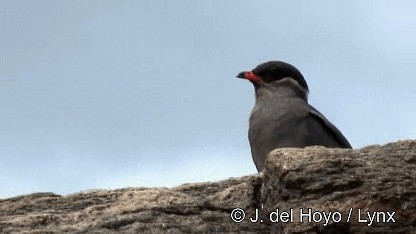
1, 140, 415, 233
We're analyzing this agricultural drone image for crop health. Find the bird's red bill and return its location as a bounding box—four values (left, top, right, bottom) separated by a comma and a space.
244, 72, 262, 82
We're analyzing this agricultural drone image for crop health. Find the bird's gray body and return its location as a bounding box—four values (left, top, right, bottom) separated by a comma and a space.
248, 78, 351, 171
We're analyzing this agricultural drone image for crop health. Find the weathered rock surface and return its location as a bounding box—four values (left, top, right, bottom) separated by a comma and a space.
0, 177, 265, 233
1, 140, 415, 233
262, 140, 416, 233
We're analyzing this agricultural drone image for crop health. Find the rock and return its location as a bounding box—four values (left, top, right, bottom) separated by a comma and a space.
0, 177, 268, 233
0, 140, 415, 233
262, 140, 416, 233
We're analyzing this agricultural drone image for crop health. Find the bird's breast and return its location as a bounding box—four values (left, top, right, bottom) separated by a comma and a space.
248, 98, 308, 138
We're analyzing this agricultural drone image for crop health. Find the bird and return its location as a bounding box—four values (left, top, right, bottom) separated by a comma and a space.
236, 61, 352, 172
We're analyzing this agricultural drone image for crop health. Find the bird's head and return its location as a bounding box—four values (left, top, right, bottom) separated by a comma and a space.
236, 61, 309, 92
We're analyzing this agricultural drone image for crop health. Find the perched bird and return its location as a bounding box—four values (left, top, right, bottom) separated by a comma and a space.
237, 61, 351, 172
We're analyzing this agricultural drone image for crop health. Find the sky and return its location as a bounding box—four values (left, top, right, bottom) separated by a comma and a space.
1, 1, 415, 198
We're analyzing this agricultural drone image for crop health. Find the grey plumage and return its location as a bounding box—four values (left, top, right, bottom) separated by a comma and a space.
237, 61, 351, 172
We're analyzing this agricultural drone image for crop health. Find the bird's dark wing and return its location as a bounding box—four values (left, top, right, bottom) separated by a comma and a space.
307, 105, 352, 148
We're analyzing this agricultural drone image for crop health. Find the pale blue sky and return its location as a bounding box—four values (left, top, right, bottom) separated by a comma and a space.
1, 1, 415, 198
